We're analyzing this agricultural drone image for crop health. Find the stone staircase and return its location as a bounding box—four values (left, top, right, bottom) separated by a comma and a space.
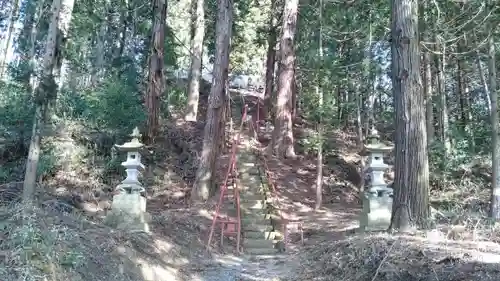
226, 144, 285, 256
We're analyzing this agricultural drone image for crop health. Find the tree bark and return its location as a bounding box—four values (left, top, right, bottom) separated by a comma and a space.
434, 35, 451, 156
389, 0, 430, 231
268, 0, 298, 159
457, 35, 474, 151
476, 50, 492, 114
315, 0, 323, 211
421, 0, 434, 147
112, 0, 128, 61
91, 10, 108, 86
23, 0, 75, 202
192, 0, 232, 201
185, 0, 205, 121
0, 0, 21, 78
422, 50, 433, 146
487, 31, 500, 219
145, 0, 167, 143
263, 0, 278, 119
362, 15, 374, 138
18, 0, 43, 91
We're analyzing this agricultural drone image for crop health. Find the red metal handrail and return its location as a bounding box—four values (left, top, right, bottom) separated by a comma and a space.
253, 101, 303, 249
206, 104, 248, 254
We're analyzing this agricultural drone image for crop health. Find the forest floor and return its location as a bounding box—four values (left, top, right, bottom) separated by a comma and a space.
2, 93, 500, 280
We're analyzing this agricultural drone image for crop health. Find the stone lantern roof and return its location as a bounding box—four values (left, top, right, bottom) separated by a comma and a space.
115, 127, 144, 152
360, 129, 394, 156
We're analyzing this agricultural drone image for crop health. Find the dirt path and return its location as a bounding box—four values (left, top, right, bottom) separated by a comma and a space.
189, 254, 293, 281
185, 98, 363, 280
140, 95, 363, 281
147, 94, 500, 281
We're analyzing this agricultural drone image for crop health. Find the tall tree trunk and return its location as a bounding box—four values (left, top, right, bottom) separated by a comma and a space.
488, 31, 500, 219
192, 0, 232, 201
457, 35, 475, 151
358, 14, 372, 197
421, 0, 433, 146
91, 12, 108, 86
434, 36, 451, 157
344, 82, 353, 129
112, 0, 128, 61
476, 50, 492, 114
457, 37, 468, 133
18, 0, 43, 91
315, 0, 323, 211
23, 0, 75, 202
268, 0, 298, 159
0, 0, 20, 78
363, 14, 374, 137
263, 0, 278, 119
291, 59, 298, 120
422, 50, 433, 146
145, 0, 167, 143
337, 86, 344, 123
389, 0, 430, 231
184, 0, 205, 121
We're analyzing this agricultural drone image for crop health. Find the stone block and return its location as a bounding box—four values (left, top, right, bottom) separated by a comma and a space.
106, 193, 150, 232
245, 231, 281, 240
359, 194, 392, 231
243, 223, 273, 232
240, 199, 266, 210
244, 247, 278, 255
243, 238, 278, 248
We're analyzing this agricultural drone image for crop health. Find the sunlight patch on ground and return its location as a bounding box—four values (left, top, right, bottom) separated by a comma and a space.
292, 201, 312, 212
138, 259, 181, 281
381, 233, 500, 264
214, 254, 244, 265
198, 208, 212, 219
153, 239, 175, 257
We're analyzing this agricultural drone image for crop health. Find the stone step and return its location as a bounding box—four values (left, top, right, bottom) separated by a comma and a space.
266, 213, 288, 224
239, 170, 260, 177
239, 173, 262, 184
238, 162, 260, 175
230, 184, 265, 194
243, 223, 273, 232
225, 193, 269, 202
242, 254, 286, 261
244, 247, 279, 255
240, 200, 267, 210
238, 154, 257, 162
241, 216, 271, 226
240, 213, 278, 222
227, 206, 267, 216
239, 196, 268, 203
242, 180, 262, 188
244, 230, 282, 240
260, 182, 272, 193
243, 238, 279, 249
226, 185, 252, 192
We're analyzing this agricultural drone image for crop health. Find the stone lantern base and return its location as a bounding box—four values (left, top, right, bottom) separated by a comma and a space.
105, 192, 151, 233
359, 194, 392, 232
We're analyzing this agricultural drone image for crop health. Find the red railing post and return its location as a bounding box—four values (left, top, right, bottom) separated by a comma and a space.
206, 104, 248, 254
257, 99, 260, 133
259, 150, 303, 250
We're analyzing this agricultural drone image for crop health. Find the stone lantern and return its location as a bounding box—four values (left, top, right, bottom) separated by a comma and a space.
359, 130, 394, 232
105, 127, 150, 232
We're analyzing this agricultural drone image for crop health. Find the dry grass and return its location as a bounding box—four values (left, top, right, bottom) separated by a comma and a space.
292, 232, 500, 281
287, 163, 500, 281
0, 202, 214, 281
0, 203, 139, 281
